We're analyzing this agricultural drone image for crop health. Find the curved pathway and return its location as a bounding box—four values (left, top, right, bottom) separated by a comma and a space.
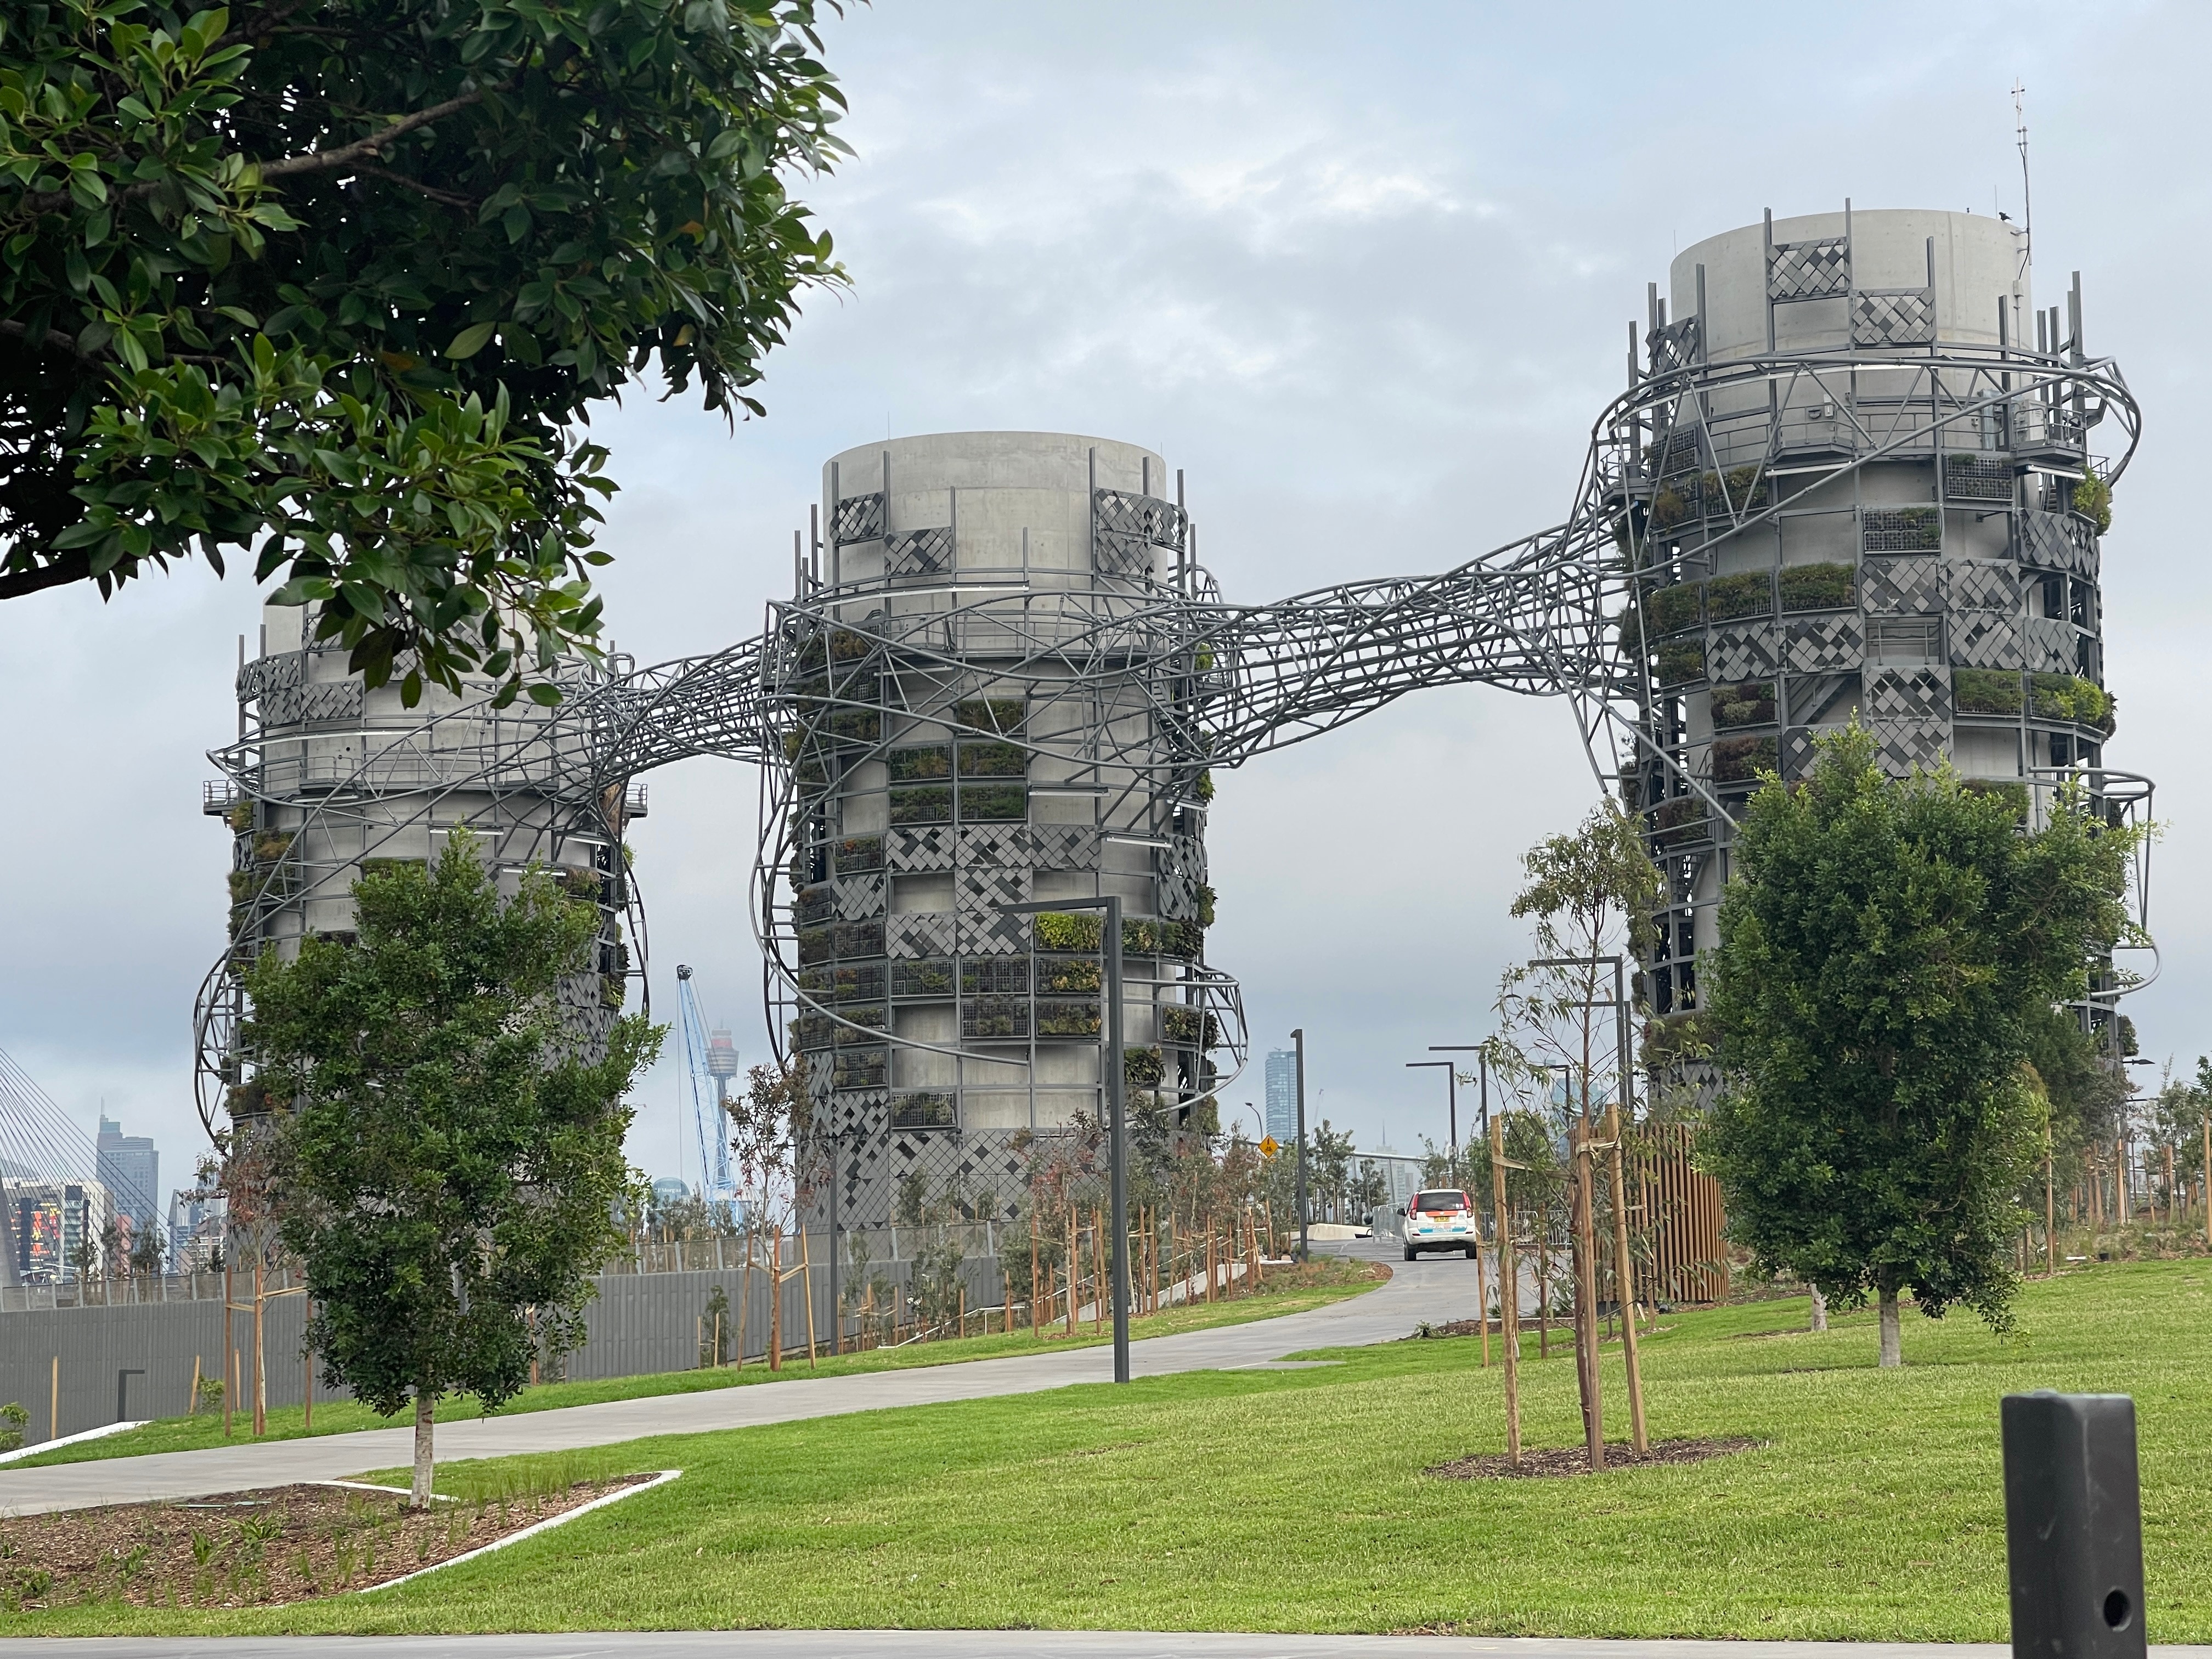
0, 1243, 1475, 1517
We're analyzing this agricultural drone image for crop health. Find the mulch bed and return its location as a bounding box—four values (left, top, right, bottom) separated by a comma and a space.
1425, 1436, 1760, 1480
0, 1474, 654, 1611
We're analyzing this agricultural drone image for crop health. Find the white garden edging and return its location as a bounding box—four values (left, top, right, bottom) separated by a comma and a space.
0, 1420, 146, 1466
353, 1467, 681, 1592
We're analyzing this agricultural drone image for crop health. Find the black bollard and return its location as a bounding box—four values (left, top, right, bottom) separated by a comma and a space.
2000, 1392, 2148, 1659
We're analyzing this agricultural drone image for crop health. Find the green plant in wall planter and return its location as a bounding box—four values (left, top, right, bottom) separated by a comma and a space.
1706, 572, 1774, 623
1656, 640, 1706, 686
1712, 734, 1778, 785
1037, 956, 1102, 994
1195, 769, 1215, 803
887, 746, 951, 782
958, 742, 1027, 778
959, 784, 1028, 822
1124, 1046, 1165, 1086
1651, 796, 1708, 848
827, 710, 882, 743
1165, 921, 1205, 960
227, 800, 256, 834
955, 698, 1026, 734
2073, 472, 2113, 534
1649, 486, 1691, 531
836, 834, 884, 873
1711, 680, 1776, 729
1034, 912, 1104, 952
1718, 465, 1770, 513
1648, 582, 1703, 635
1038, 1002, 1102, 1037
1954, 669, 2024, 715
1195, 884, 1216, 927
889, 786, 951, 826
1779, 562, 1855, 612
2029, 674, 2113, 730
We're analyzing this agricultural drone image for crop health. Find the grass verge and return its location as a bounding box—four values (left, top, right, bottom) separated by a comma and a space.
6, 1256, 1383, 1470
9, 1260, 2210, 1639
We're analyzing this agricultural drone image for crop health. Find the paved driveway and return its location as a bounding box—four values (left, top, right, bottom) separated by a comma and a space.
0, 1242, 1479, 1516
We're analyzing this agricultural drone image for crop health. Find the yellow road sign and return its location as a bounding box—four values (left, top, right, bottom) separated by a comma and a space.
1259, 1136, 1280, 1158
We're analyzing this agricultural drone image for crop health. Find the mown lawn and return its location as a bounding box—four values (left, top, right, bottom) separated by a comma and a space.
6, 1257, 1381, 1469
7, 1260, 2210, 1640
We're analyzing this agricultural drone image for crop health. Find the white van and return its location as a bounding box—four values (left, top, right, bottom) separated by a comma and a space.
1396, 1189, 1479, 1260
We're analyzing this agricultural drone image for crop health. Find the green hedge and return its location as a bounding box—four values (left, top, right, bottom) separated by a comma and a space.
1034, 912, 1103, 952
2029, 673, 2114, 730
1711, 679, 1775, 729
1962, 779, 2031, 820
1779, 561, 1855, 612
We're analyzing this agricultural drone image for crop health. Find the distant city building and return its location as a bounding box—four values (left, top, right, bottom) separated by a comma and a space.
5, 1177, 110, 1283
97, 1114, 159, 1243
1265, 1049, 1297, 1143
167, 1189, 227, 1272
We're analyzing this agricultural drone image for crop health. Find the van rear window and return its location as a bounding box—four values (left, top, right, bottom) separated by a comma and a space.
1414, 1190, 1468, 1211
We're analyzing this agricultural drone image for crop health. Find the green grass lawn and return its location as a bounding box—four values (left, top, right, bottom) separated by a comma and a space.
7, 1257, 1382, 1470
9, 1260, 2211, 1639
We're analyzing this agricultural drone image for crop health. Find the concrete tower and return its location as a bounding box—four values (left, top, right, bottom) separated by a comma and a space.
1617, 207, 2141, 1034
768, 432, 1243, 1227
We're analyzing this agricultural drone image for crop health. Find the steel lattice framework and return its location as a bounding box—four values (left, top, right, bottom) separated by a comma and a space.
196, 207, 2153, 1217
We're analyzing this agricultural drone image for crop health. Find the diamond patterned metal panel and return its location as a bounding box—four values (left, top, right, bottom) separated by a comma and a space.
885, 911, 956, 959
1093, 489, 1188, 552
1851, 289, 1936, 346
1784, 616, 1864, 674
956, 864, 1032, 912
956, 823, 1030, 868
1707, 624, 1780, 683
2017, 510, 2098, 578
1029, 825, 1100, 871
833, 492, 885, 545
958, 908, 1030, 956
262, 680, 366, 726
1949, 613, 2024, 669
831, 872, 887, 921
2024, 617, 2081, 674
1768, 237, 1850, 301
1093, 528, 1153, 578
238, 650, 304, 701
1781, 725, 1825, 780
1945, 560, 2019, 613
1865, 666, 1953, 725
887, 827, 956, 872
1872, 720, 1950, 779
1859, 556, 1940, 614
885, 527, 953, 577
1645, 317, 1700, 375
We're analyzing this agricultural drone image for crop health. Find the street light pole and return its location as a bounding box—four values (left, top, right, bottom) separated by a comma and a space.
1405, 1060, 1456, 1167
1429, 1045, 1494, 1140
997, 896, 1129, 1383
1292, 1027, 1308, 1263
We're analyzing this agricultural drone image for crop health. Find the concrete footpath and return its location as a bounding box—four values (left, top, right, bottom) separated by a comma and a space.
0, 1243, 1460, 1517
3, 1635, 2208, 1659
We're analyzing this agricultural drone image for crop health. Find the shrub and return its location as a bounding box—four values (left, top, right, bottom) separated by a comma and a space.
1038, 1002, 1102, 1037
890, 1093, 956, 1130
1779, 561, 1856, 612
227, 800, 255, 833
1649, 486, 1691, 530
898, 958, 957, 997
2073, 472, 2113, 534
958, 784, 1027, 821
1961, 779, 2031, 820
1034, 912, 1103, 952
0, 1401, 27, 1453
1651, 796, 1708, 848
1706, 571, 1773, 622
827, 709, 881, 743
1711, 680, 1776, 729
1954, 669, 2024, 715
1121, 918, 1163, 956
1195, 884, 1216, 927
1719, 465, 1770, 512
1648, 582, 1703, 635
1165, 920, 1205, 960
889, 786, 951, 825
1642, 1010, 1716, 1069
887, 745, 951, 781
1124, 1046, 1165, 1086
836, 834, 884, 873
1195, 769, 1215, 803
1656, 640, 1706, 685
1713, 734, 1778, 785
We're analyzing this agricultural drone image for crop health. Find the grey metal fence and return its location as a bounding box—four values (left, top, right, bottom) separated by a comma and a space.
0, 1230, 1014, 1448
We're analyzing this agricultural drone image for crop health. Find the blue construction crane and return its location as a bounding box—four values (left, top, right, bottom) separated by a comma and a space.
674, 966, 740, 1223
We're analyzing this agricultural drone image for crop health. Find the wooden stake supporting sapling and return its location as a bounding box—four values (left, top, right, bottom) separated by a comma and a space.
1490, 1117, 1522, 1470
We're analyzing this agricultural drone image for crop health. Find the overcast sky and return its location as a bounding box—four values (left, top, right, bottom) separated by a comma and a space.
4, 0, 2205, 1195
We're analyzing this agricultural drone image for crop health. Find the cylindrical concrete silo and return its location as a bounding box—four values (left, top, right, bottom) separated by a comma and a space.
1616, 206, 2141, 1034
764, 432, 1244, 1228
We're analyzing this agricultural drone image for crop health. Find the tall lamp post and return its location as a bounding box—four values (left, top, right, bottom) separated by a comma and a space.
998, 896, 1130, 1384
1429, 1044, 1494, 1139
1292, 1028, 1309, 1262
1404, 1059, 1457, 1164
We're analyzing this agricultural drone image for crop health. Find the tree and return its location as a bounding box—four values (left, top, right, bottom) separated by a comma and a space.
0, 1, 847, 706
244, 831, 660, 1505
1705, 725, 2138, 1366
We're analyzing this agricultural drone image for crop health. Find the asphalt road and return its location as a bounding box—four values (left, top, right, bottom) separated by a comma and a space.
0, 1240, 1480, 1516
4, 1636, 2205, 1659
